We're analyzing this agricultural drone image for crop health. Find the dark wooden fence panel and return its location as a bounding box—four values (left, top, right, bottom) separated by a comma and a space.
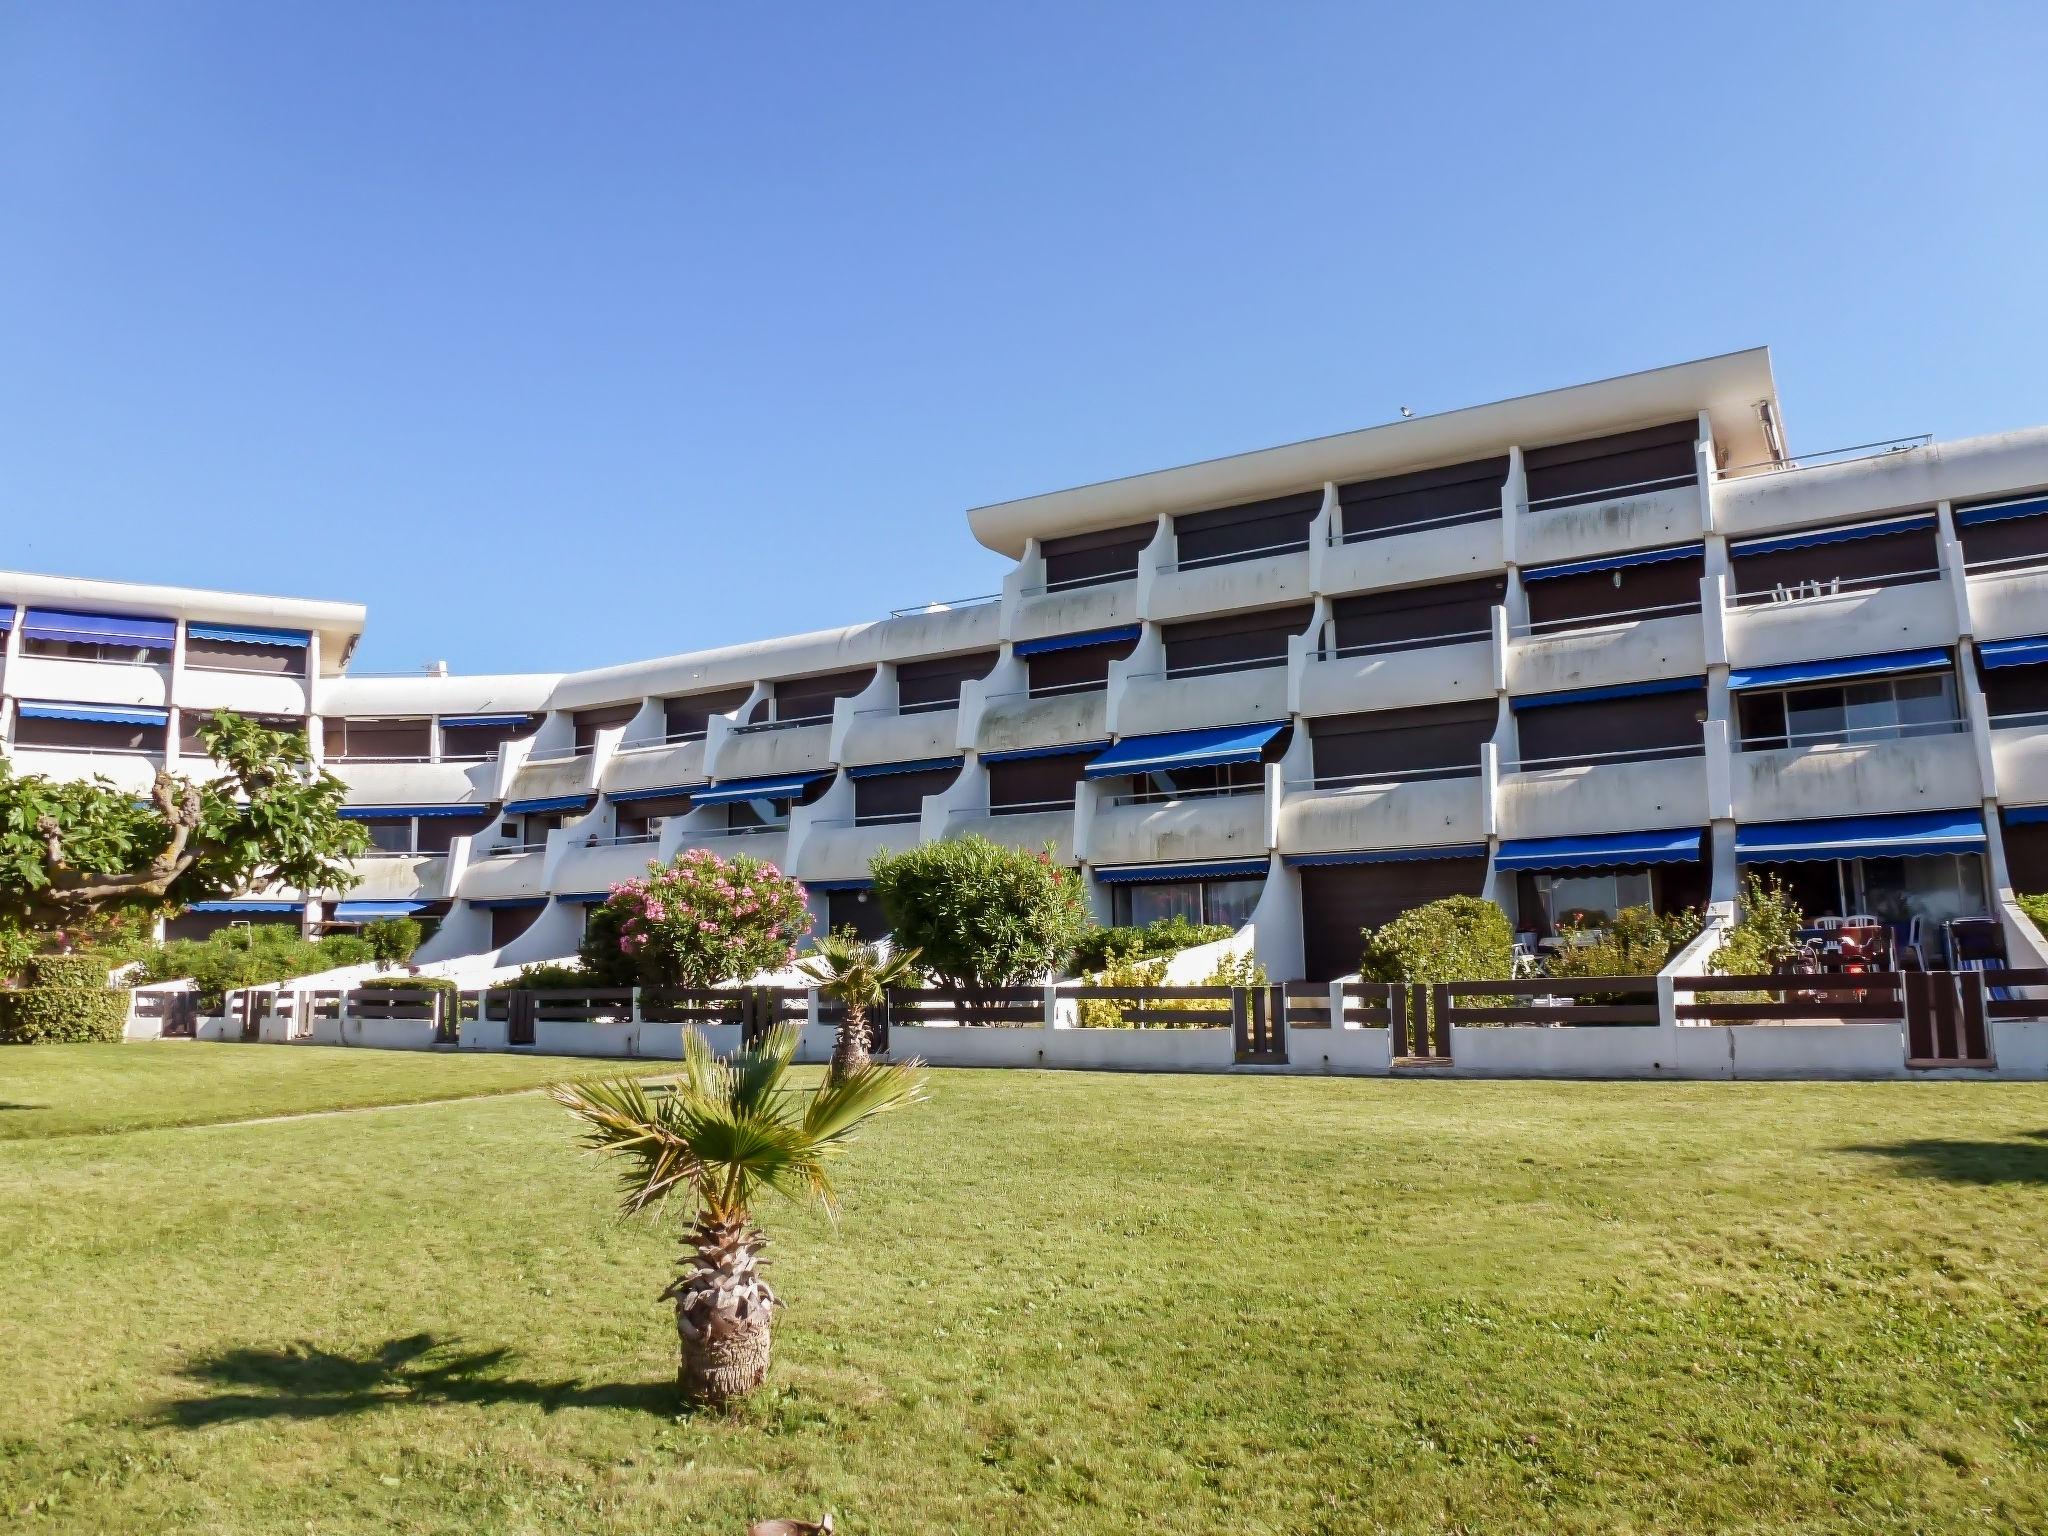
1433, 977, 1660, 1029
1058, 984, 1233, 1029
894, 985, 1044, 1028
1674, 974, 1903, 1023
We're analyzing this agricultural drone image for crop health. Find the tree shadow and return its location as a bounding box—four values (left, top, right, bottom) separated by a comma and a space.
154, 1332, 680, 1426
1845, 1135, 2048, 1186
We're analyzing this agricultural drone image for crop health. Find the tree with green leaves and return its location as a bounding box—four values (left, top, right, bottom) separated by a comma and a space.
0, 712, 367, 938
553, 1023, 925, 1405
796, 927, 922, 1080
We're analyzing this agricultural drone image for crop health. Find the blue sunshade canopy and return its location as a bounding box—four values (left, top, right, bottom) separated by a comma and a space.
340, 804, 494, 819
1955, 494, 2048, 528
1284, 844, 1488, 867
0, 605, 15, 631
1511, 676, 1704, 712
1521, 543, 1704, 583
1729, 513, 1936, 559
552, 891, 614, 905
846, 757, 964, 779
470, 896, 548, 910
1085, 723, 1284, 779
1494, 827, 1704, 872
1978, 636, 2048, 671
441, 713, 533, 729
17, 700, 169, 727
1091, 857, 1269, 883
188, 899, 302, 913
331, 900, 429, 919
503, 794, 592, 815
980, 741, 1108, 764
1728, 647, 1949, 692
1013, 625, 1142, 658
2005, 805, 2048, 826
605, 783, 706, 803
186, 622, 310, 648
21, 607, 176, 647
691, 772, 828, 805
807, 878, 875, 892
1735, 810, 1986, 862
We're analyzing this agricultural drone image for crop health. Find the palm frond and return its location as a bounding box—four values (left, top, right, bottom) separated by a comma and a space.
550, 1076, 703, 1216
801, 1057, 928, 1152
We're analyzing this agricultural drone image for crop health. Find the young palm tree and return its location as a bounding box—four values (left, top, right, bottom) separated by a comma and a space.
796, 929, 922, 1082
553, 1023, 925, 1405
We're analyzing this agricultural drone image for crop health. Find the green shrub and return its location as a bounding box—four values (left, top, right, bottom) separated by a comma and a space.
1544, 906, 1703, 979
1708, 874, 1805, 977
491, 962, 592, 992
0, 925, 34, 984
1358, 896, 1514, 985
361, 917, 423, 966
128, 926, 376, 1010
1076, 949, 1268, 1029
28, 953, 116, 989
0, 953, 130, 1043
872, 837, 1088, 1005
2018, 893, 2048, 940
1070, 916, 1232, 975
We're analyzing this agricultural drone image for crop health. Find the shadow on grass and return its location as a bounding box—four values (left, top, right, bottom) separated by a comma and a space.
156, 1332, 678, 1426
1846, 1135, 2048, 1186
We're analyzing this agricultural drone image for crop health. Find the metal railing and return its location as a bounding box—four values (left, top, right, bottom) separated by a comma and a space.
1018, 569, 1141, 596
617, 729, 709, 752
1513, 597, 1702, 637
889, 593, 1001, 617
1155, 654, 1289, 681
523, 742, 595, 763
1963, 550, 2048, 577
728, 712, 834, 736
1499, 741, 1705, 773
1518, 470, 1697, 512
1738, 718, 1966, 753
6, 741, 162, 758
1989, 708, 2048, 731
1336, 504, 1500, 545
1158, 536, 1313, 574
950, 798, 1074, 817
483, 841, 549, 858
1108, 782, 1264, 807
1284, 763, 1481, 791
326, 752, 436, 763
690, 823, 785, 838
1316, 624, 1491, 661
853, 698, 959, 717
1716, 434, 1931, 479
577, 832, 662, 848
180, 661, 311, 679
1726, 566, 1943, 608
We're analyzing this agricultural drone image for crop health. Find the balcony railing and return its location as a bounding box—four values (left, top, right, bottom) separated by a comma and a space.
575, 833, 662, 849
1158, 536, 1313, 574
482, 842, 549, 858
853, 699, 959, 718
1963, 549, 2048, 576
1108, 782, 1264, 807
1513, 598, 1702, 638
1991, 708, 2048, 730
1317, 625, 1491, 662
1715, 434, 1931, 480
1738, 718, 1966, 753
1336, 504, 1499, 546
1500, 742, 1705, 772
1518, 470, 1697, 513
617, 729, 709, 752
956, 799, 1074, 818
8, 742, 163, 758
1285, 764, 1481, 791
888, 593, 1001, 617
728, 713, 833, 736
1151, 655, 1289, 681
524, 742, 595, 763
1726, 565, 1943, 609
326, 752, 436, 764
181, 660, 310, 678
1019, 569, 1140, 595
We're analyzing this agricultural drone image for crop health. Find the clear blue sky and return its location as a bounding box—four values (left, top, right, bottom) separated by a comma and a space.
4, 3, 2045, 674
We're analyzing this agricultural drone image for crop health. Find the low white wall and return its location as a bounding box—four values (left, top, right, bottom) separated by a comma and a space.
1280, 1025, 1393, 1074
1449, 1025, 1674, 1077
1989, 1020, 2048, 1077
337, 1016, 438, 1051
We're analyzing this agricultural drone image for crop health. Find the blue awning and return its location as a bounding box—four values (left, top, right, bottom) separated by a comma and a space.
17, 701, 169, 727
1494, 827, 1704, 872
1521, 543, 1705, 583
340, 804, 494, 819
0, 605, 14, 631
470, 896, 549, 910
21, 608, 176, 647
1955, 494, 2048, 528
1511, 676, 1704, 711
441, 713, 534, 729
186, 622, 310, 648
846, 757, 963, 779
2004, 805, 2048, 825
808, 878, 875, 892
691, 772, 828, 806
981, 741, 1108, 764
188, 899, 303, 913
1084, 723, 1284, 779
553, 891, 613, 905
1736, 810, 1986, 862
1728, 647, 1949, 692
1729, 513, 1936, 559
1091, 857, 1269, 884
1284, 844, 1488, 867
605, 782, 706, 804
504, 794, 592, 815
1978, 636, 2048, 671
331, 900, 429, 919
1013, 625, 1142, 658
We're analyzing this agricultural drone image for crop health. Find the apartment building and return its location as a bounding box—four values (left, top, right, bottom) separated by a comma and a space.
8, 347, 2048, 980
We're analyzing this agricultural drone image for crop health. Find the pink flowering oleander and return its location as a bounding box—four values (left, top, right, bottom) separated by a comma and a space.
591, 846, 810, 989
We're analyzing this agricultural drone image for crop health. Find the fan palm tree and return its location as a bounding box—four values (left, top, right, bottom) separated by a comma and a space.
796, 929, 922, 1082
552, 1023, 925, 1406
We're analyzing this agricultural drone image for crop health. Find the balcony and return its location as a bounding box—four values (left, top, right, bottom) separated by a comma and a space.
3, 745, 163, 795
1505, 611, 1705, 698
331, 758, 494, 807
336, 853, 451, 902
1710, 436, 1942, 539
793, 818, 920, 884
1114, 662, 1289, 737
602, 736, 710, 796
975, 688, 1108, 757
1297, 634, 1493, 718
1723, 577, 1955, 672
503, 751, 599, 805
175, 666, 310, 718
672, 822, 790, 868
1733, 731, 1982, 823
554, 835, 663, 895
458, 847, 547, 903
873, 596, 1004, 659
1088, 787, 1266, 867
1965, 559, 2048, 643
713, 719, 833, 781
1010, 580, 1137, 647
1990, 716, 2048, 806
1319, 515, 1505, 597
4, 653, 170, 709
1276, 772, 1484, 856
944, 806, 1075, 864
1515, 481, 1704, 568
1495, 752, 1708, 841
838, 705, 959, 770
1146, 546, 1312, 626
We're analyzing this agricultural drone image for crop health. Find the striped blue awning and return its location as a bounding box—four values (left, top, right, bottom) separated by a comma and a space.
981, 740, 1109, 764
1085, 723, 1284, 779
188, 899, 303, 913
331, 900, 429, 919
1978, 636, 2048, 671
1729, 513, 1936, 559
1511, 676, 1703, 711
846, 757, 963, 779
1284, 844, 1488, 867
469, 896, 548, 910
1955, 494, 2048, 528
1013, 625, 1141, 658
21, 607, 176, 647
1521, 543, 1705, 583
441, 713, 533, 729
605, 782, 706, 803
0, 605, 15, 631
17, 701, 169, 727
1728, 647, 1949, 692
553, 891, 613, 905
808, 878, 875, 892
2004, 805, 2048, 825
340, 804, 494, 819
186, 622, 310, 648
1735, 810, 1986, 863
504, 794, 592, 815
691, 772, 828, 806
1494, 827, 1704, 872
1091, 857, 1268, 884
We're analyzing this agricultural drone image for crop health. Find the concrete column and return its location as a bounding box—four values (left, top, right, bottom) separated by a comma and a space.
1937, 500, 1976, 641
1500, 446, 1526, 569
1707, 820, 1740, 908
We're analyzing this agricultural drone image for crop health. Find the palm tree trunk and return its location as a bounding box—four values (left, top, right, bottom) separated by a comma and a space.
829, 1002, 871, 1083
664, 1214, 779, 1404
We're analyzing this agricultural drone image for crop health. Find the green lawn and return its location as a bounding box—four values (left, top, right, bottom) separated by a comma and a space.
0, 1042, 673, 1139
3, 1049, 2047, 1532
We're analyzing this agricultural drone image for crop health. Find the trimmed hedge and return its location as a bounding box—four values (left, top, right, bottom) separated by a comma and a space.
1358, 896, 1514, 985
0, 954, 130, 1043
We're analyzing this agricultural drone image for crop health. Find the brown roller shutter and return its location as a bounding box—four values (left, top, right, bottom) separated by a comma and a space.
663, 687, 752, 739
572, 703, 641, 751
1162, 604, 1313, 675
1308, 700, 1496, 780
1026, 636, 1135, 695
897, 652, 998, 710
988, 752, 1091, 810
852, 764, 960, 822
1524, 420, 1697, 509
1729, 526, 1937, 595
1330, 576, 1504, 652
774, 668, 875, 722
1522, 555, 1703, 629
1042, 523, 1153, 590
1337, 456, 1507, 538
1173, 491, 1320, 566
490, 906, 542, 948
1514, 689, 1705, 767
1299, 856, 1488, 981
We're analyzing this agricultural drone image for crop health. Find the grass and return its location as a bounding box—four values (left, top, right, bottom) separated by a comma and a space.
0, 1042, 673, 1139
3, 1049, 2048, 1532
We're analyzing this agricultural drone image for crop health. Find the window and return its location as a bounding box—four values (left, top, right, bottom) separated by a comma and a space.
360, 819, 415, 855
660, 688, 752, 743
852, 765, 959, 825
1523, 420, 1697, 510
1737, 672, 1958, 750
1337, 456, 1506, 542
768, 669, 874, 724
1041, 524, 1152, 591
1161, 605, 1313, 678
439, 718, 538, 760
183, 636, 306, 675
1113, 760, 1263, 804
1111, 877, 1264, 929
896, 653, 998, 712
1173, 492, 1319, 569
1530, 870, 1652, 929
1521, 553, 1704, 632
323, 717, 430, 761
1025, 636, 1138, 698
1729, 520, 1939, 599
